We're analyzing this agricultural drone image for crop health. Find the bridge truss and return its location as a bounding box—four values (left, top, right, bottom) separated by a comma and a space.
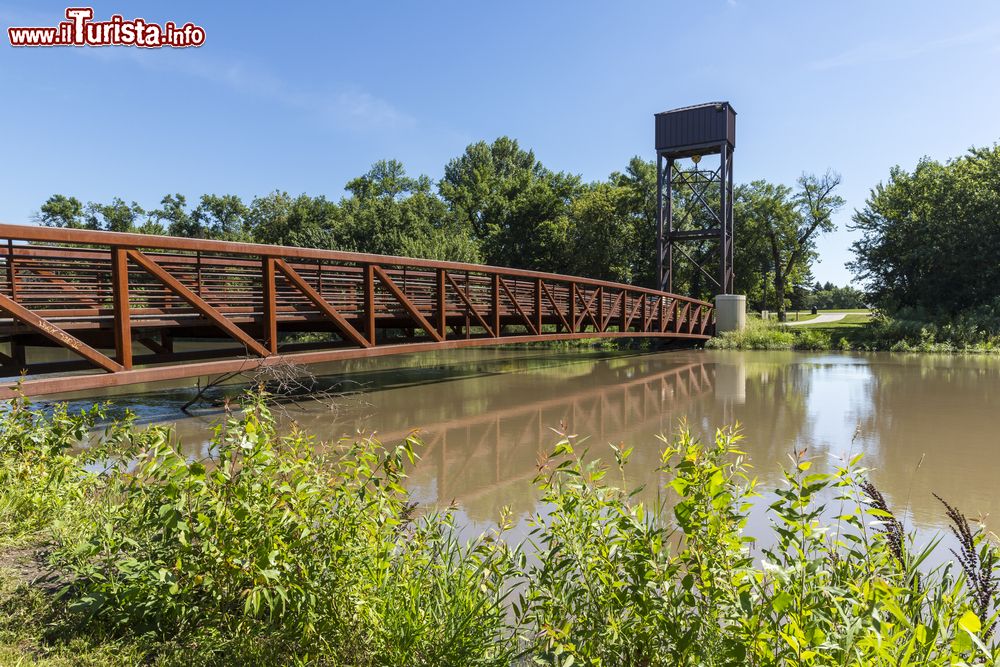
0, 224, 714, 398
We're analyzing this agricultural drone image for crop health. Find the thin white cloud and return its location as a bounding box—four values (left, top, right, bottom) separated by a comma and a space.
807, 25, 1000, 71
72, 38, 415, 132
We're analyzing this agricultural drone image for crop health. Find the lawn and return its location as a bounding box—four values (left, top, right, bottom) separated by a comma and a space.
792, 313, 872, 347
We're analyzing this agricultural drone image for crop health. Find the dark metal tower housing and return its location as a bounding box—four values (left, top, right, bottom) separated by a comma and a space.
655, 102, 735, 295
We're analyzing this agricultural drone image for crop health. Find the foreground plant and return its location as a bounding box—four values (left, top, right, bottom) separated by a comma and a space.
1, 393, 999, 665
522, 430, 1000, 666
0, 394, 110, 544
3, 394, 519, 666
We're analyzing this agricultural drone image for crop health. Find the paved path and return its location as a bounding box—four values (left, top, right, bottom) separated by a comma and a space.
784, 312, 848, 326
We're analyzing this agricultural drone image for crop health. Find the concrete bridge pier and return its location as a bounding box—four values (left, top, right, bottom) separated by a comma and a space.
714, 294, 746, 333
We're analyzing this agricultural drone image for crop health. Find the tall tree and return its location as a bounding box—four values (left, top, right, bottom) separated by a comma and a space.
733, 184, 775, 309
568, 182, 636, 283
340, 159, 429, 256
193, 194, 248, 241
735, 181, 797, 313
340, 160, 479, 261
245, 191, 294, 246
151, 194, 200, 237
439, 137, 579, 271
609, 157, 658, 287
84, 198, 145, 233
732, 173, 842, 318
850, 146, 1000, 318
35, 194, 86, 229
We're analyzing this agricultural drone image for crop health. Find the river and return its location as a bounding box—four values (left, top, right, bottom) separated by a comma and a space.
47, 348, 1000, 547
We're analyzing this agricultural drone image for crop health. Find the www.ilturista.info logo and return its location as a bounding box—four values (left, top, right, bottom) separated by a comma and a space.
8, 8, 205, 48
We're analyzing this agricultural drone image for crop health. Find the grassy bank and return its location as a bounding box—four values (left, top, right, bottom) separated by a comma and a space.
3, 393, 1000, 665
708, 312, 1000, 353
706, 317, 840, 351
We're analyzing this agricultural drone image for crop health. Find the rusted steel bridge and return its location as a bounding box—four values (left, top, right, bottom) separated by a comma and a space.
0, 224, 714, 398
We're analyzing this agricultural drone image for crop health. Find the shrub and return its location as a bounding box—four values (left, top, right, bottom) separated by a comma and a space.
850, 146, 1000, 317
706, 318, 795, 350
792, 328, 832, 350
523, 429, 1000, 666
14, 397, 520, 666
0, 394, 106, 544
862, 310, 1000, 353
522, 429, 756, 664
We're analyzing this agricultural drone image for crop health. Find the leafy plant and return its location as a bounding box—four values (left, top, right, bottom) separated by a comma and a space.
520, 429, 1000, 666
792, 328, 832, 350
3, 394, 1000, 665
32, 395, 519, 665
706, 318, 795, 350
0, 392, 106, 543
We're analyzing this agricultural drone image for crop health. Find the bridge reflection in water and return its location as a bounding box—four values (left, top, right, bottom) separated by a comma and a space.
407, 356, 721, 520
160, 349, 742, 523
98, 349, 1000, 547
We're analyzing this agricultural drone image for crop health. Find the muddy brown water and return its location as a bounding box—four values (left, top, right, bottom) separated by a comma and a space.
35, 347, 1000, 548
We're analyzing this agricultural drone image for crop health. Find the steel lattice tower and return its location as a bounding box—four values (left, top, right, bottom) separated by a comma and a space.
655, 102, 736, 296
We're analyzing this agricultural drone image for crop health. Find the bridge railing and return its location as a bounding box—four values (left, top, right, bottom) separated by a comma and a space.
0, 223, 713, 396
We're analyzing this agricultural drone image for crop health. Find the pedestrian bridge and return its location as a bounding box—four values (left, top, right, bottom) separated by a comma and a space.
0, 223, 713, 398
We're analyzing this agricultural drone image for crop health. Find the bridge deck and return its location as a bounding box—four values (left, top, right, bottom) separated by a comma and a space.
0, 224, 713, 398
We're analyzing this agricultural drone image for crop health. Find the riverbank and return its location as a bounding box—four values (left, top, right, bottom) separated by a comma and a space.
2, 391, 999, 665
708, 313, 1000, 353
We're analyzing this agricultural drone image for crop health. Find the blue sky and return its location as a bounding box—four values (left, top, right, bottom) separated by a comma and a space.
2, 1, 999, 285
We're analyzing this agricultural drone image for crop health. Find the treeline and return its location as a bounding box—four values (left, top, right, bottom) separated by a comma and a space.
807, 281, 865, 310
851, 143, 1000, 323
37, 136, 842, 310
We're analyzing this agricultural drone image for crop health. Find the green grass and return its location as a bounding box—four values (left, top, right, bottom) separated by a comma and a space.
787, 308, 871, 317
720, 311, 1000, 354
794, 312, 871, 336
0, 565, 144, 666
800, 313, 872, 326
707, 317, 839, 350
783, 312, 820, 323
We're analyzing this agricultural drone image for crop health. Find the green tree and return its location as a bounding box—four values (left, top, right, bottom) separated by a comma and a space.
738, 172, 842, 319
733, 181, 796, 312
811, 284, 865, 310
151, 194, 200, 238
84, 198, 145, 233
733, 184, 774, 309
850, 145, 1000, 318
245, 191, 293, 245
568, 182, 636, 283
193, 194, 249, 241
439, 137, 579, 270
609, 157, 658, 287
35, 194, 86, 229
339, 160, 480, 262
341, 160, 428, 256
286, 194, 343, 249
245, 192, 345, 249
394, 188, 480, 263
